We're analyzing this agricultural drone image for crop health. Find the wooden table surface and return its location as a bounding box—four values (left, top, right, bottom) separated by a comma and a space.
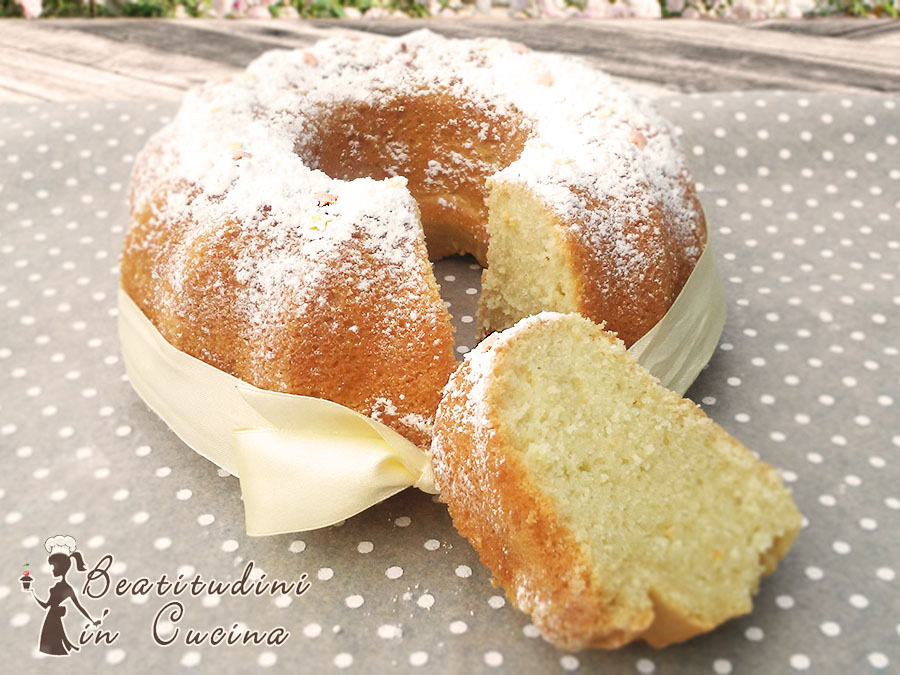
2, 17, 900, 102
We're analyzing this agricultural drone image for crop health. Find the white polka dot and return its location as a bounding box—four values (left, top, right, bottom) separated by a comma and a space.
317, 568, 333, 581
776, 594, 795, 609
455, 565, 472, 578
560, 655, 579, 671
345, 594, 364, 609
522, 623, 541, 638
409, 651, 428, 666
221, 539, 239, 553
815, 618, 843, 641
257, 652, 277, 667
790, 654, 810, 670
484, 651, 503, 667
357, 541, 374, 554
378, 624, 401, 639
197, 514, 215, 526
805, 566, 824, 581
876, 567, 895, 582
105, 649, 126, 665
10, 613, 30, 627
334, 653, 353, 669
449, 620, 467, 634
303, 623, 322, 638
713, 659, 733, 674
859, 517, 877, 531
385, 566, 403, 580
868, 653, 890, 669
154, 537, 171, 551
849, 593, 869, 609
417, 593, 435, 609
394, 516, 411, 527
176, 489, 192, 500
832, 540, 851, 554
180, 651, 201, 667
744, 626, 764, 642
424, 539, 440, 551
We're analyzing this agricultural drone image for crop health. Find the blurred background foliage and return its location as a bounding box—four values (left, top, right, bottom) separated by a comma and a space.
2, 0, 896, 20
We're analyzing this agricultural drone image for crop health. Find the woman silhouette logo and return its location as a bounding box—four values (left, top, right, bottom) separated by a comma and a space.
31, 535, 100, 657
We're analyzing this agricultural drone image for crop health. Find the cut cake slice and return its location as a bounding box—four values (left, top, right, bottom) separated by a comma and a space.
431, 312, 802, 650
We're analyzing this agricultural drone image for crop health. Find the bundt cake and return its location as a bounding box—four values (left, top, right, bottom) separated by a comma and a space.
431, 313, 802, 650
122, 30, 707, 449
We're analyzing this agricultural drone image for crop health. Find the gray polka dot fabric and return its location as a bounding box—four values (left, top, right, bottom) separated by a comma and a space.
1, 92, 898, 673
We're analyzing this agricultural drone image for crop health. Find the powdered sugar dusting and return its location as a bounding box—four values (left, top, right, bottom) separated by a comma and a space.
125, 30, 700, 445
431, 316, 571, 492
128, 30, 699, 343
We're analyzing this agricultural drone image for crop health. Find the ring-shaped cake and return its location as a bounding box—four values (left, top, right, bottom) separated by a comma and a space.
122, 30, 707, 448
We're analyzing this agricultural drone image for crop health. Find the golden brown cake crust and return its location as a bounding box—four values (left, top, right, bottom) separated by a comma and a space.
565, 177, 707, 347
124, 139, 455, 449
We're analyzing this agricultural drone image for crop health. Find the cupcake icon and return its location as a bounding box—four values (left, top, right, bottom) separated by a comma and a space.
20, 571, 33, 592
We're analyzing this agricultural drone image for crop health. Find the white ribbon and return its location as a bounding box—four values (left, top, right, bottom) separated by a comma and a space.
118, 244, 724, 535
629, 242, 726, 396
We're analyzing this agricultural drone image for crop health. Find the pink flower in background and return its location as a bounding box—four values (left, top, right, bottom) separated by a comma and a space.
18, 0, 42, 18
211, 0, 230, 14
246, 5, 270, 17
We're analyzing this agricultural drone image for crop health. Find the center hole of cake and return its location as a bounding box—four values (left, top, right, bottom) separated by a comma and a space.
295, 93, 529, 266
295, 94, 529, 358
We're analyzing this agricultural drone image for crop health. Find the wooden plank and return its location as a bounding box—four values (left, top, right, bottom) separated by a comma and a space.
0, 21, 235, 99
0, 81, 46, 103
748, 17, 900, 40
48, 18, 322, 67
0, 43, 187, 101
2, 17, 899, 103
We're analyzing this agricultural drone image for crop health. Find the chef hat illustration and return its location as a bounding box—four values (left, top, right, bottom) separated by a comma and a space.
45, 535, 78, 557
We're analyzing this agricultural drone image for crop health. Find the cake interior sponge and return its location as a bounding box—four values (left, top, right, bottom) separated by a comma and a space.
431, 312, 802, 650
